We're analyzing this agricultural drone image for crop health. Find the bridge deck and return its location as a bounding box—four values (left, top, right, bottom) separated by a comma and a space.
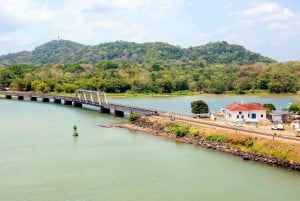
0, 91, 157, 116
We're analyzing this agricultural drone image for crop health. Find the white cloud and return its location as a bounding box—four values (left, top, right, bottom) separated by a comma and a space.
0, 0, 299, 61
235, 2, 300, 32
237, 2, 282, 17
192, 1, 300, 61
230, 1, 300, 50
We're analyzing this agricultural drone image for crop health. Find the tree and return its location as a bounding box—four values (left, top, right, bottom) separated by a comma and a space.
31, 80, 51, 93
263, 103, 276, 113
9, 78, 26, 91
288, 103, 300, 114
191, 100, 209, 114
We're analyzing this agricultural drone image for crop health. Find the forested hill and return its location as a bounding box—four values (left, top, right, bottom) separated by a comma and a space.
0, 40, 273, 66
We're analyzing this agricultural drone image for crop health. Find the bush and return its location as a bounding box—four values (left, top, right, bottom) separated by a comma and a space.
244, 139, 254, 148
167, 123, 189, 137
128, 113, 141, 122
192, 130, 200, 137
206, 134, 229, 143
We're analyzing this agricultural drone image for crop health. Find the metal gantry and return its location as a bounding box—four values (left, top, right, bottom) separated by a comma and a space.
75, 89, 107, 106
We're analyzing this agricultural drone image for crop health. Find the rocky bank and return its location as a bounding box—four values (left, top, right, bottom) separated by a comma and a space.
114, 116, 300, 172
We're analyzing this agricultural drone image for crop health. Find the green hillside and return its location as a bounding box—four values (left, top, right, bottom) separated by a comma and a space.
0, 40, 273, 66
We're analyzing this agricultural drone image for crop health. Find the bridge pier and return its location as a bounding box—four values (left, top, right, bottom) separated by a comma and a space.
100, 107, 110, 114
18, 95, 24, 100
73, 101, 82, 107
64, 100, 72, 106
114, 110, 125, 117
5, 95, 12, 99
54, 98, 61, 104
42, 97, 50, 102
30, 96, 37, 101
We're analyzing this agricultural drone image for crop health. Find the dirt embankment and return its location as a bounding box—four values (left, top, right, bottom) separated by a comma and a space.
113, 115, 300, 171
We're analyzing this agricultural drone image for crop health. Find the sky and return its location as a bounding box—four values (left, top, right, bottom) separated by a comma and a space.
0, 0, 300, 61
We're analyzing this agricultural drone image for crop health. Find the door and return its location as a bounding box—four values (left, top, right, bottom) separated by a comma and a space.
251, 113, 256, 119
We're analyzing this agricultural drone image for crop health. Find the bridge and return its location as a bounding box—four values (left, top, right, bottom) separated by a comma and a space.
0, 89, 157, 117
2, 89, 300, 143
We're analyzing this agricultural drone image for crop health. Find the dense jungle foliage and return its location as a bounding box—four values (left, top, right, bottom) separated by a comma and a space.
0, 40, 298, 94
0, 40, 273, 66
0, 60, 299, 94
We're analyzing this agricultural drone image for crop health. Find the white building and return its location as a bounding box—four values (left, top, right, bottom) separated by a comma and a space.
291, 120, 300, 129
224, 103, 267, 122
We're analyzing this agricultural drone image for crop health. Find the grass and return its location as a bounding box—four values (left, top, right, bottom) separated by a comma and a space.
173, 120, 300, 162
206, 134, 229, 143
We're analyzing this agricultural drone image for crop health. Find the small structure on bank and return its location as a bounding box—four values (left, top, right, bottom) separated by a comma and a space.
223, 102, 267, 123
291, 120, 300, 129
73, 125, 78, 137
269, 112, 289, 123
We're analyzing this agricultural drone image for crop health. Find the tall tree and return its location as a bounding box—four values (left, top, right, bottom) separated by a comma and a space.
191, 100, 209, 114
263, 103, 276, 114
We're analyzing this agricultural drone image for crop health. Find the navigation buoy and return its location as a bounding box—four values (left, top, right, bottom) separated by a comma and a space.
73, 125, 78, 137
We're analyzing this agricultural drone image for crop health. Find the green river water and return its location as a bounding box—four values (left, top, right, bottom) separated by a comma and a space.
0, 98, 300, 201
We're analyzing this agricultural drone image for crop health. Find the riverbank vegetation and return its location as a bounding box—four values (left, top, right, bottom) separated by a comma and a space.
1, 60, 300, 95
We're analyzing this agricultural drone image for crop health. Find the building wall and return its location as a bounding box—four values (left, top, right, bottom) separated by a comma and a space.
291, 120, 300, 129
225, 109, 266, 122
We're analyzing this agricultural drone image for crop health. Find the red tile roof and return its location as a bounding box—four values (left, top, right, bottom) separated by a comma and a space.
225, 103, 266, 111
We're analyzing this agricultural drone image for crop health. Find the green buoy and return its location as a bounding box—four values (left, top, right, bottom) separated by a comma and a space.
73, 125, 78, 136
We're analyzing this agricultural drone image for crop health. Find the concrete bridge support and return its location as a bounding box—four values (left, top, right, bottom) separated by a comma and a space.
64, 100, 72, 106
73, 101, 82, 108
18, 96, 24, 100
100, 107, 110, 114
54, 98, 61, 104
114, 110, 125, 117
30, 96, 37, 101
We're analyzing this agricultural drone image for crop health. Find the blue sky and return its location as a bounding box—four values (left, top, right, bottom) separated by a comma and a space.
0, 0, 299, 61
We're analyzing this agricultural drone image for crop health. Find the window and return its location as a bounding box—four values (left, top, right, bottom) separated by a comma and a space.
237, 115, 239, 119
261, 114, 264, 118
239, 111, 242, 114
242, 115, 244, 119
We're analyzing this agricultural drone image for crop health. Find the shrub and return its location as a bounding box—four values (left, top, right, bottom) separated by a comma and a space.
167, 123, 189, 137
192, 131, 200, 137
244, 139, 254, 148
128, 113, 141, 122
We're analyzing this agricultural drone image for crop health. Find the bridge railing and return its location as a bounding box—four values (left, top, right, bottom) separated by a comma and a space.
1, 90, 197, 117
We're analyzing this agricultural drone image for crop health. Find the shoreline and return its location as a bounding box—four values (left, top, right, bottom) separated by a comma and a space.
110, 118, 300, 172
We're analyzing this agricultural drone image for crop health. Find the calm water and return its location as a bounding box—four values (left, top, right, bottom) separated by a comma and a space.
1, 96, 300, 201
110, 94, 297, 114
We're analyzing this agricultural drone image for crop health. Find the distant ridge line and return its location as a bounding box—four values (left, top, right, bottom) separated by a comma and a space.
0, 40, 274, 66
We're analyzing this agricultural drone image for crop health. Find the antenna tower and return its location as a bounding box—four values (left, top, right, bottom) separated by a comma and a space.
57, 30, 60, 41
